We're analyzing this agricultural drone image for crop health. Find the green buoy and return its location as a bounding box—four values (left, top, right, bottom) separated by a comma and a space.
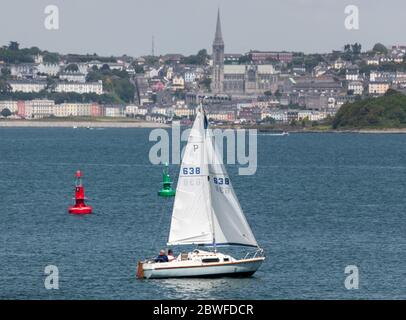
158, 163, 176, 197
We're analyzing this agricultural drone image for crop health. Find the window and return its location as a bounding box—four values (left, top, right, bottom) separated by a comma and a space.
202, 258, 220, 263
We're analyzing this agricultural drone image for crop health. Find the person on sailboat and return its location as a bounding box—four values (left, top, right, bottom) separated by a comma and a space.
155, 249, 168, 263
167, 249, 175, 262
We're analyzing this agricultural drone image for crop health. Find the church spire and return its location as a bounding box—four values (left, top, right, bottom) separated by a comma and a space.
213, 8, 224, 45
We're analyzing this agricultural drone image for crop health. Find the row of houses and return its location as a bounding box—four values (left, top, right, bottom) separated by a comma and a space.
10, 59, 133, 79
7, 80, 103, 94
0, 100, 119, 119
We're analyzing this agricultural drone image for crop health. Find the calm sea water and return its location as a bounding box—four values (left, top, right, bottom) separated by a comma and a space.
0, 128, 405, 299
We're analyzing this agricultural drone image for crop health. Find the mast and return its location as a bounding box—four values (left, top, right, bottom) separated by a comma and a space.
202, 104, 217, 251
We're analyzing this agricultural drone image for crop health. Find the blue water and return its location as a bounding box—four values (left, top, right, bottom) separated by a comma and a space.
0, 128, 405, 299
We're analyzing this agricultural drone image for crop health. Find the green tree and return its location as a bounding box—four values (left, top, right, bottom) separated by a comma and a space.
65, 64, 79, 72
43, 52, 60, 63
181, 49, 209, 65
134, 65, 144, 74
8, 41, 19, 51
274, 89, 282, 98
332, 90, 406, 129
46, 77, 57, 91
372, 43, 388, 54
1, 67, 11, 78
101, 64, 110, 72
199, 78, 211, 91
1, 108, 12, 118
0, 79, 11, 93
238, 54, 252, 64
351, 43, 362, 54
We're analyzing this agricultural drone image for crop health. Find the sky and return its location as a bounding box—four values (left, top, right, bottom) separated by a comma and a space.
0, 0, 405, 57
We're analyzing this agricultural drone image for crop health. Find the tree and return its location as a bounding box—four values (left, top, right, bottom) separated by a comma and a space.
263, 116, 276, 124
199, 78, 211, 91
343, 43, 362, 54
196, 49, 209, 65
372, 43, 388, 54
274, 89, 282, 98
46, 77, 57, 91
1, 67, 11, 77
0, 79, 11, 93
43, 52, 60, 63
65, 64, 79, 72
1, 108, 12, 118
264, 90, 273, 96
181, 49, 209, 65
134, 65, 144, 74
238, 54, 252, 64
101, 64, 110, 71
351, 43, 362, 54
8, 41, 19, 51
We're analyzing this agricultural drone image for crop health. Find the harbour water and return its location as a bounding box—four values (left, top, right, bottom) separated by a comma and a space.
0, 128, 405, 299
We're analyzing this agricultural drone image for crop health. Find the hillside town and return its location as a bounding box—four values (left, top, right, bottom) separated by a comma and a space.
1, 10, 406, 127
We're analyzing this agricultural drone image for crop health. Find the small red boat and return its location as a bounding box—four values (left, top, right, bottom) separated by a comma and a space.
68, 170, 93, 215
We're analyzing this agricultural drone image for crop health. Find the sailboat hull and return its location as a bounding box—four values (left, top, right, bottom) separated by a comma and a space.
139, 257, 265, 279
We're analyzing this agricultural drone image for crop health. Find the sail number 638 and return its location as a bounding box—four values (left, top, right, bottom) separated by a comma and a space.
183, 167, 201, 175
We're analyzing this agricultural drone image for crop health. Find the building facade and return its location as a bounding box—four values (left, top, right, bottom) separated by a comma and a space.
9, 80, 47, 93
223, 64, 277, 95
55, 80, 103, 94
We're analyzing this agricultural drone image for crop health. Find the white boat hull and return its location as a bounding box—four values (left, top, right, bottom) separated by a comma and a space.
138, 253, 265, 279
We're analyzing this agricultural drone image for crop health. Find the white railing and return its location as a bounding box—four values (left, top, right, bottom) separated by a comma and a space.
243, 247, 265, 260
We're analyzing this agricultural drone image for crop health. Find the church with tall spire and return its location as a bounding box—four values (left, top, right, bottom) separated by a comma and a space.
207, 9, 277, 97
211, 9, 224, 94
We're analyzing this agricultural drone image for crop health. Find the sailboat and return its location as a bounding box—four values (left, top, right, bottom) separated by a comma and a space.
137, 106, 265, 279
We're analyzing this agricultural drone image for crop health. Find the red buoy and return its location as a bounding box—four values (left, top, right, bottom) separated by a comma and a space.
68, 170, 93, 215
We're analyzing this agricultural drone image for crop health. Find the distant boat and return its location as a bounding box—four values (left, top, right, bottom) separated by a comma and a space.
73, 126, 78, 129
258, 129, 289, 136
268, 131, 289, 136
137, 106, 265, 279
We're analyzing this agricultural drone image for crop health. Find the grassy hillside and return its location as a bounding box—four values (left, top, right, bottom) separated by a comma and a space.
332, 90, 406, 129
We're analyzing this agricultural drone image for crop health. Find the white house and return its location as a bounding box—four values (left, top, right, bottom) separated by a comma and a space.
172, 75, 185, 90
368, 82, 390, 95
59, 72, 86, 83
105, 106, 124, 117
9, 80, 47, 93
184, 71, 196, 83
37, 63, 61, 76
0, 100, 18, 113
348, 81, 364, 95
55, 80, 103, 94
25, 99, 55, 119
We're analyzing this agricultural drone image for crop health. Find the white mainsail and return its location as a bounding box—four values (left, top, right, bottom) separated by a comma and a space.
167, 107, 258, 248
167, 109, 213, 245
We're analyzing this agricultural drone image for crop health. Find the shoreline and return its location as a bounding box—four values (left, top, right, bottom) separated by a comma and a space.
297, 128, 406, 134
0, 120, 169, 128
1, 120, 406, 133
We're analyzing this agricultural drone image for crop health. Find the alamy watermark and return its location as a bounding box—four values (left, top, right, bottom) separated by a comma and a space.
149, 123, 257, 176
344, 265, 359, 290
344, 5, 359, 30
44, 265, 59, 290
44, 5, 59, 30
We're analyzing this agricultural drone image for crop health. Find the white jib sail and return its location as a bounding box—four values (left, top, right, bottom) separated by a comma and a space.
206, 129, 258, 248
167, 108, 214, 246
